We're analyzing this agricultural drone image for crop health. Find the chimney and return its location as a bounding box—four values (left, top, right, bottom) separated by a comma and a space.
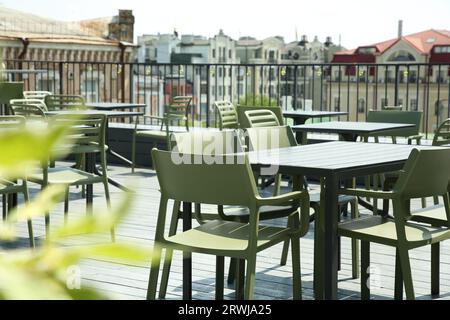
398, 20, 403, 38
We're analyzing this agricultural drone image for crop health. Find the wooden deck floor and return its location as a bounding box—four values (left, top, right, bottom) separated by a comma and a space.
5, 162, 450, 301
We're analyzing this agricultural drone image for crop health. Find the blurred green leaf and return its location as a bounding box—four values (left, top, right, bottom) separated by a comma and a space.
0, 124, 70, 179
9, 184, 66, 222
52, 190, 133, 239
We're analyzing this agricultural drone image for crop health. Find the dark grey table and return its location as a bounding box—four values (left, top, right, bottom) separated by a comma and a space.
284, 111, 348, 142
246, 141, 437, 300
85, 102, 146, 112
283, 111, 348, 125
292, 121, 416, 142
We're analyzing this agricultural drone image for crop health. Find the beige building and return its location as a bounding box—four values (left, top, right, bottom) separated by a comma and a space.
331, 29, 450, 133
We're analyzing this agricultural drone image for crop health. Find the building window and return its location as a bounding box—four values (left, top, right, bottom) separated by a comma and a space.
229, 49, 232, 59
218, 86, 223, 97
218, 68, 223, 78
212, 49, 216, 59
358, 98, 366, 113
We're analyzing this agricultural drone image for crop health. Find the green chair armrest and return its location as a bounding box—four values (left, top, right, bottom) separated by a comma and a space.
339, 188, 396, 200
257, 191, 310, 237
407, 134, 423, 144
256, 191, 305, 207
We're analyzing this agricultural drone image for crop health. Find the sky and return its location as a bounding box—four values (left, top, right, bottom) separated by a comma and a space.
0, 0, 449, 49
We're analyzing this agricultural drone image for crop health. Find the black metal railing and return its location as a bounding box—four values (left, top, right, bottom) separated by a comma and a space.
2, 60, 449, 137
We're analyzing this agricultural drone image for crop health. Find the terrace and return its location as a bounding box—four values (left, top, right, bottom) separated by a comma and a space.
1, 60, 450, 301
5, 161, 450, 300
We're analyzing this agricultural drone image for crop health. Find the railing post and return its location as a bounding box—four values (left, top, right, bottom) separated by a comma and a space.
59, 62, 64, 95
206, 65, 210, 128
394, 64, 400, 106
293, 66, 298, 110
121, 63, 126, 103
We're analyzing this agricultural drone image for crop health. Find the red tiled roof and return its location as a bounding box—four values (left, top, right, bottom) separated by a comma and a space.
337, 29, 450, 56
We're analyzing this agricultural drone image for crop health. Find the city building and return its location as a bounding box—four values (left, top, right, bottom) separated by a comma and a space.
330, 25, 450, 129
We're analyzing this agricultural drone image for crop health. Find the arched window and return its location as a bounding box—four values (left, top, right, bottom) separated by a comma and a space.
387, 50, 416, 62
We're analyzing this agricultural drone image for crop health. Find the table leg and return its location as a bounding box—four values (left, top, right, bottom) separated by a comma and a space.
183, 202, 192, 300
85, 153, 94, 210
294, 118, 307, 144
315, 174, 339, 300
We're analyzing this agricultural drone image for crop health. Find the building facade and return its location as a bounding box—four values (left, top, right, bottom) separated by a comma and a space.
331, 29, 450, 131
0, 6, 136, 102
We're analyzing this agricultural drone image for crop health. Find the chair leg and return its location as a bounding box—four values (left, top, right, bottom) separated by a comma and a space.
398, 247, 415, 300
394, 249, 403, 300
227, 258, 237, 285
103, 177, 115, 242
146, 245, 163, 300
361, 241, 370, 300
216, 256, 225, 300
431, 243, 440, 297
291, 236, 302, 300
244, 255, 257, 300
2, 194, 6, 221
159, 201, 181, 299
421, 198, 427, 209
22, 182, 34, 249
280, 215, 293, 266
433, 196, 439, 206
131, 133, 137, 173
64, 187, 69, 225
351, 199, 360, 279
235, 259, 245, 300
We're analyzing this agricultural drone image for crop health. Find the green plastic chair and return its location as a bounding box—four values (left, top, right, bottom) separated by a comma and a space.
147, 149, 310, 300
365, 110, 423, 145
407, 118, 450, 219
338, 147, 450, 300
237, 105, 284, 129
157, 130, 304, 299
44, 95, 86, 111
9, 99, 47, 119
131, 96, 193, 172
27, 114, 114, 241
245, 125, 360, 278
0, 82, 24, 115
214, 101, 239, 130
0, 116, 34, 247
